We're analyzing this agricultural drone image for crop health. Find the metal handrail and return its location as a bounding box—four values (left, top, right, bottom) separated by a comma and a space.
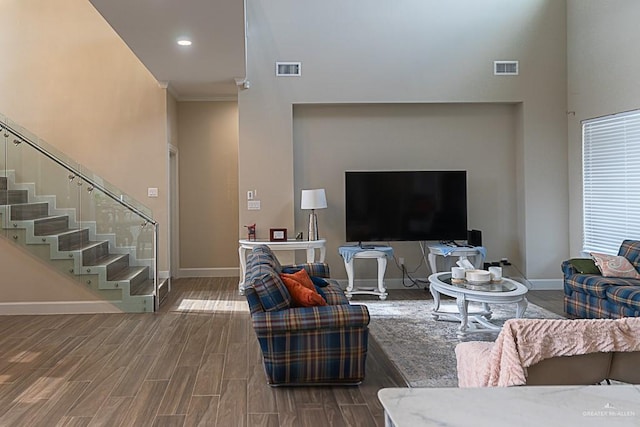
1, 119, 160, 311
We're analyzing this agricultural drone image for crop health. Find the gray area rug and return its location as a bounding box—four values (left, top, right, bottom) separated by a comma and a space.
357, 298, 564, 388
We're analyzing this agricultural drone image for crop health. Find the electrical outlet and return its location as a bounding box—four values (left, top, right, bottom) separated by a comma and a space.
399, 257, 405, 266
247, 190, 254, 200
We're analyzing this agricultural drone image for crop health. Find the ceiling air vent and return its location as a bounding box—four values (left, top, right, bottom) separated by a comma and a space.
276, 62, 301, 76
494, 61, 519, 76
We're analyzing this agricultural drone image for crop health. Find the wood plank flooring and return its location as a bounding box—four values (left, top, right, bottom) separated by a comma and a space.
0, 277, 565, 427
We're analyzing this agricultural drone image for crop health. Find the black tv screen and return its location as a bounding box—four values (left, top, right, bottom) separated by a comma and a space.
345, 170, 468, 243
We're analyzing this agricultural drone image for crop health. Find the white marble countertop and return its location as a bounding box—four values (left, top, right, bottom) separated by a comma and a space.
378, 385, 640, 427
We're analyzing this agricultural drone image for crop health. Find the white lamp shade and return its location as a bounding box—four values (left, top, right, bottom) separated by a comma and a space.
301, 189, 327, 210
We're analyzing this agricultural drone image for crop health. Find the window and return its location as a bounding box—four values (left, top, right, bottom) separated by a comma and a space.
582, 109, 640, 254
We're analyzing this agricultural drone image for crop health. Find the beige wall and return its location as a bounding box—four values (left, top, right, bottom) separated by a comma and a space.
167, 93, 179, 148
0, 0, 169, 304
0, 238, 105, 303
293, 103, 519, 280
239, 0, 568, 281
177, 101, 239, 272
567, 1, 640, 255
0, 0, 581, 302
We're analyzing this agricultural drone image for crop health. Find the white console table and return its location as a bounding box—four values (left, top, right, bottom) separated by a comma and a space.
339, 246, 393, 300
238, 239, 326, 294
427, 244, 485, 273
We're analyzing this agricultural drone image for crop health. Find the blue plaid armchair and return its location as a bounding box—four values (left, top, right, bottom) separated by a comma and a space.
563, 240, 640, 318
244, 245, 370, 385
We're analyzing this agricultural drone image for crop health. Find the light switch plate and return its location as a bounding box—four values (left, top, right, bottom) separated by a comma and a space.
148, 187, 159, 197
248, 200, 261, 210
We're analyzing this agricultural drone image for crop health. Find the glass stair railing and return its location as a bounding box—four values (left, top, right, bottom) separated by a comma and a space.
0, 113, 166, 313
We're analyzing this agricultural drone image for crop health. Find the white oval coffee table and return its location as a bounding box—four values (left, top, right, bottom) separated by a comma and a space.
428, 272, 529, 338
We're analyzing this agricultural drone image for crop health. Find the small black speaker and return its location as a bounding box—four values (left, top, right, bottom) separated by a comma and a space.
467, 229, 482, 247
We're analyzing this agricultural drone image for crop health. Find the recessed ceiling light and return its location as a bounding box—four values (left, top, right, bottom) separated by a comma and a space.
177, 39, 192, 46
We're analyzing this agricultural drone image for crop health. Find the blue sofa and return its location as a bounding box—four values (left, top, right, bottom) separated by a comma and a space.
243, 245, 370, 385
563, 240, 640, 318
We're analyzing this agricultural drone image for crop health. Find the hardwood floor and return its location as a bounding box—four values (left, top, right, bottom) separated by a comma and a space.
0, 278, 565, 427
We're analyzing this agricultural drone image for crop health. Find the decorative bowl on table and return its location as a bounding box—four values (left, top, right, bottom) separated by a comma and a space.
465, 269, 491, 284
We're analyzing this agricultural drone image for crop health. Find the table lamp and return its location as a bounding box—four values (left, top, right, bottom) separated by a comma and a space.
301, 189, 327, 241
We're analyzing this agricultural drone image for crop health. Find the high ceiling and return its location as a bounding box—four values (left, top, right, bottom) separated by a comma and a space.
89, 0, 246, 100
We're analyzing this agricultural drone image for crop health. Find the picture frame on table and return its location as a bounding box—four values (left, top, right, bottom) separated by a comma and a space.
269, 228, 287, 242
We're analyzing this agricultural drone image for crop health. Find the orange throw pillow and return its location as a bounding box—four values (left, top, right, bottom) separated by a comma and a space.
280, 275, 327, 307
280, 268, 315, 291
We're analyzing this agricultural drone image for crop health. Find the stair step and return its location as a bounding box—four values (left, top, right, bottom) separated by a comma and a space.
0, 189, 28, 205
111, 266, 149, 288
11, 202, 49, 220
84, 253, 130, 279
33, 215, 70, 235
131, 278, 155, 296
81, 241, 111, 265
157, 278, 170, 305
33, 217, 95, 252
58, 229, 90, 251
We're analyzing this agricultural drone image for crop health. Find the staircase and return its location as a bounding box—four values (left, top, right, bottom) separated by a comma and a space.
0, 172, 168, 312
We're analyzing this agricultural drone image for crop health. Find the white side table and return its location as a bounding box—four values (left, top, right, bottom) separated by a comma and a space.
427, 244, 485, 273
339, 246, 393, 300
238, 239, 326, 294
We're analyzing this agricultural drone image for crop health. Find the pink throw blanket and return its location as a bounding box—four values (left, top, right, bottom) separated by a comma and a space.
456, 317, 640, 387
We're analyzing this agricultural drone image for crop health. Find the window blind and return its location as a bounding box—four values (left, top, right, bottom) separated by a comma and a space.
582, 109, 640, 254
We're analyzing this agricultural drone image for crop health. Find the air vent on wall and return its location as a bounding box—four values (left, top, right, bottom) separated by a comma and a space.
494, 61, 519, 75
276, 62, 301, 76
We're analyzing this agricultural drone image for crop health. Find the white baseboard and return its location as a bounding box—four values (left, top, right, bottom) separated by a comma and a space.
0, 301, 123, 315
527, 278, 563, 290
177, 267, 239, 278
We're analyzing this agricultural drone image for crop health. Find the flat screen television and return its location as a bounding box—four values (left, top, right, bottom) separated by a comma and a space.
345, 170, 468, 243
